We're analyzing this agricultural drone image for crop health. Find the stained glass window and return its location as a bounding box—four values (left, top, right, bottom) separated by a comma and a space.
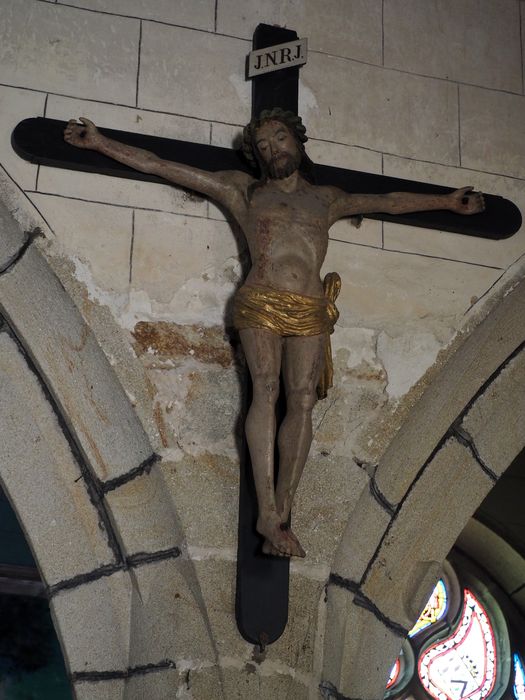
409, 579, 448, 638
418, 588, 497, 700
387, 657, 401, 690
514, 654, 525, 700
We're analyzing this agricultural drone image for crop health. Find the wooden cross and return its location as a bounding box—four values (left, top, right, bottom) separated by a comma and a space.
11, 24, 521, 650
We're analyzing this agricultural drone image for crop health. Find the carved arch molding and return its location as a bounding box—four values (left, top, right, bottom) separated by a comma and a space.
322, 263, 525, 699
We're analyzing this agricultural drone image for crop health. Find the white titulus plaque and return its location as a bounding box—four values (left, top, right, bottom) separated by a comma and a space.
247, 38, 308, 78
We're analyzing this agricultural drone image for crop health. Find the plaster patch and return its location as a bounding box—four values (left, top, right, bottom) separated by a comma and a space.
377, 329, 443, 399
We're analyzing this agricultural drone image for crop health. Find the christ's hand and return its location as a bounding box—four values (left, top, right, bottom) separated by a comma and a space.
449, 186, 485, 215
64, 117, 101, 150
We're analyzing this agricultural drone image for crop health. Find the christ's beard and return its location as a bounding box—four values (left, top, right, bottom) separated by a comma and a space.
268, 152, 301, 179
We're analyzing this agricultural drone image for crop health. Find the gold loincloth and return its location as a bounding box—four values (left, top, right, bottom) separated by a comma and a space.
233, 272, 341, 399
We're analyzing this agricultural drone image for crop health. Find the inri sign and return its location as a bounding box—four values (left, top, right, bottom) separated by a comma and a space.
247, 38, 308, 78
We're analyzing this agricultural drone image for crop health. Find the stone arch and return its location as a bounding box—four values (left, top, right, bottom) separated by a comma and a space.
0, 195, 220, 699
322, 271, 525, 700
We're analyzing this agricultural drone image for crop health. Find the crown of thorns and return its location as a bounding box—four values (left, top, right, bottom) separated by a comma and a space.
242, 108, 308, 168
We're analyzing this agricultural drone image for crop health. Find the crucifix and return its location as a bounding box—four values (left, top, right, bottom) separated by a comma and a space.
11, 24, 521, 650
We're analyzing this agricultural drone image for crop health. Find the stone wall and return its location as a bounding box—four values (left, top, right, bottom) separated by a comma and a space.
0, 2, 524, 699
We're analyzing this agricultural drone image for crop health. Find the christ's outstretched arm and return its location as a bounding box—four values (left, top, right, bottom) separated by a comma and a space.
64, 118, 250, 209
328, 186, 485, 227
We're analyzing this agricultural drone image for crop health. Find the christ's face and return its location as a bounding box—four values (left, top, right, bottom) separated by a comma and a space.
255, 119, 301, 179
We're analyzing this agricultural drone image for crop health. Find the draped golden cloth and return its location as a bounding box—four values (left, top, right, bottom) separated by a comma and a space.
233, 272, 341, 399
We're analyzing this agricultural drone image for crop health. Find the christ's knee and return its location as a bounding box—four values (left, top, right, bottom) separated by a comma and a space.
286, 387, 317, 415
251, 374, 280, 408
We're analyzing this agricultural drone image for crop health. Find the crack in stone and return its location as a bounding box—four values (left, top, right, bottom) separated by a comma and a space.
72, 658, 176, 683
0, 228, 42, 276
328, 573, 407, 637
101, 452, 160, 493
451, 423, 498, 482
47, 546, 182, 598
369, 476, 396, 517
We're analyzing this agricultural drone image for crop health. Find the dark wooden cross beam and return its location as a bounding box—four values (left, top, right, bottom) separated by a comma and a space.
10, 24, 522, 650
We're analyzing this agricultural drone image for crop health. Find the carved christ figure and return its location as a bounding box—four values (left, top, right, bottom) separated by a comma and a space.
64, 110, 484, 557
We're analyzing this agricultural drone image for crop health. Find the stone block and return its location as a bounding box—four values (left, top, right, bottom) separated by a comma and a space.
462, 350, 525, 476
0, 333, 116, 586
384, 0, 522, 93
131, 209, 241, 324
220, 668, 310, 700
382, 154, 525, 269
301, 53, 459, 164
139, 23, 250, 125
0, 198, 27, 272
0, 0, 139, 104
460, 86, 525, 179
365, 438, 494, 630
265, 573, 325, 674
0, 243, 153, 482
0, 85, 44, 190
73, 679, 125, 700
123, 668, 193, 700
292, 449, 369, 565
29, 194, 132, 294
217, 0, 383, 65
64, 0, 215, 31
125, 558, 216, 666
104, 463, 184, 557
41, 96, 211, 219
161, 453, 239, 550
192, 559, 252, 660
322, 239, 501, 335
323, 584, 403, 700
51, 571, 132, 673
331, 486, 392, 585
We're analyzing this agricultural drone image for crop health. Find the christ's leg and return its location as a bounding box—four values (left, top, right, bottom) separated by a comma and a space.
274, 334, 325, 536
239, 328, 304, 557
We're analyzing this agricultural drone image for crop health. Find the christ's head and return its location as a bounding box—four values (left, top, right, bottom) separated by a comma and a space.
242, 108, 313, 182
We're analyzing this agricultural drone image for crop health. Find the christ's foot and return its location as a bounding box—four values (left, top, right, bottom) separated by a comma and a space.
257, 516, 305, 557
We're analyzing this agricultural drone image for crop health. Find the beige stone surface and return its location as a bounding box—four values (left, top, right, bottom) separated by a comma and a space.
301, 53, 459, 164
0, 198, 27, 270
0, 0, 139, 104
192, 559, 253, 661
366, 155, 525, 270
64, 0, 215, 31
217, 0, 383, 65
0, 244, 153, 482
104, 463, 185, 557
139, 23, 250, 125
161, 452, 239, 550
0, 333, 116, 586
219, 669, 310, 700
131, 209, 242, 324
46, 94, 212, 143
0, 85, 43, 190
323, 584, 403, 700
462, 350, 525, 475
124, 669, 195, 700
331, 486, 392, 584
371, 276, 525, 504
29, 194, 132, 294
457, 519, 525, 597
126, 558, 216, 665
73, 680, 125, 700
51, 571, 132, 673
384, 0, 522, 93
460, 86, 525, 179
322, 238, 501, 335
364, 438, 494, 630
